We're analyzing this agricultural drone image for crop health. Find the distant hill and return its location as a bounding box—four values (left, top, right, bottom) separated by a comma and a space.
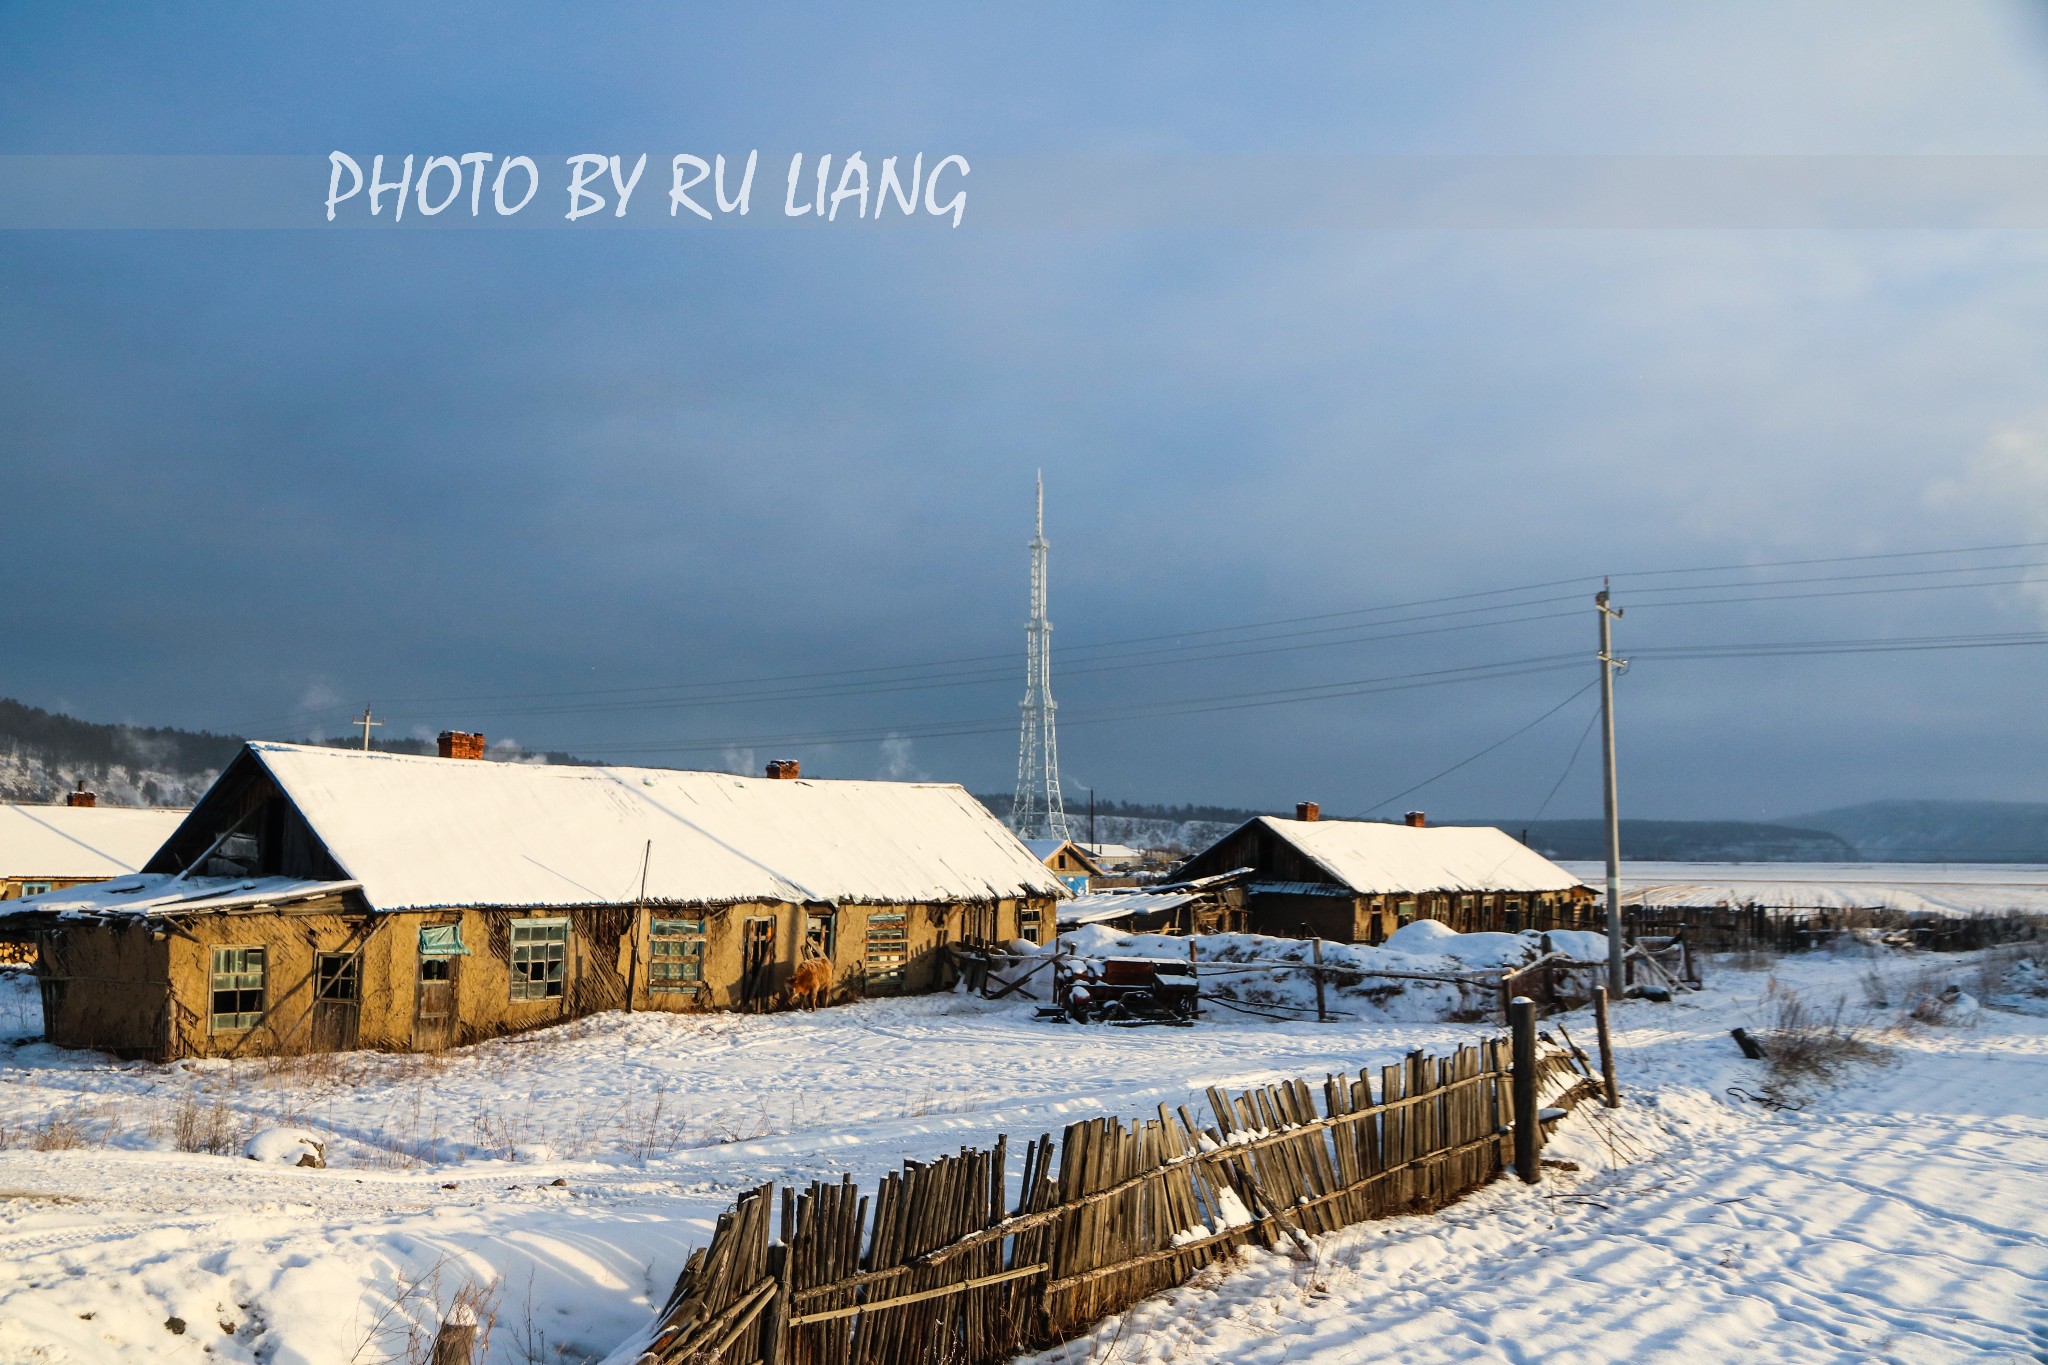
0, 698, 585, 807
1454, 818, 1857, 863
1784, 800, 2048, 863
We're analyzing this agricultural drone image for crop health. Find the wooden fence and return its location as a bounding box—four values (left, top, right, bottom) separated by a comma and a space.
1622, 904, 2046, 954
636, 1040, 1595, 1365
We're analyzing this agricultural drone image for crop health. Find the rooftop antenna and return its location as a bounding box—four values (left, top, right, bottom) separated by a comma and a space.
354, 705, 382, 752
1011, 472, 1072, 841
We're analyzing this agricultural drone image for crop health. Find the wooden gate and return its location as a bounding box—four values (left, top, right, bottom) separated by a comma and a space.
312, 951, 361, 1052
414, 954, 457, 1051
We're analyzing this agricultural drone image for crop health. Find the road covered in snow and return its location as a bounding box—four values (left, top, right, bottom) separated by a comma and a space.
0, 943, 2043, 1364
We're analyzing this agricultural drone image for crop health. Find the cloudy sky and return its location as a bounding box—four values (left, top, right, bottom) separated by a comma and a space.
6, 2, 2048, 821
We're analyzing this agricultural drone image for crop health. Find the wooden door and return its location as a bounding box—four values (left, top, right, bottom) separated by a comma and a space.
741, 917, 776, 1006
414, 954, 457, 1051
312, 952, 361, 1052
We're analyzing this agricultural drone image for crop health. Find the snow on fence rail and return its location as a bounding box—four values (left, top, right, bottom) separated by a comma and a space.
631, 1039, 1595, 1365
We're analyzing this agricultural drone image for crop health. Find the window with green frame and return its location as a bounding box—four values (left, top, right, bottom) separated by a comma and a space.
509, 918, 569, 1001
649, 917, 706, 991
210, 946, 267, 1031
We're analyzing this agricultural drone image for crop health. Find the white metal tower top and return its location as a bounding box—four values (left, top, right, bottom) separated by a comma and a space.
1012, 472, 1072, 840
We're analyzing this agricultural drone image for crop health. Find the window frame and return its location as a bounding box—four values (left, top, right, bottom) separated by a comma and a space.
209, 945, 268, 1032
508, 916, 570, 1002
648, 916, 707, 993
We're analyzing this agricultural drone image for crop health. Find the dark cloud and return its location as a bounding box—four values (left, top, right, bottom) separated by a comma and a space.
5, 3, 2048, 818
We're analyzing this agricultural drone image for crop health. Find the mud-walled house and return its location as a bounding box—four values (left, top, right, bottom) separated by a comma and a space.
0, 739, 1066, 1060
1174, 804, 1592, 945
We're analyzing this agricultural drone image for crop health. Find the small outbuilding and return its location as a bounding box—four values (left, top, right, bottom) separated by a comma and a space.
1023, 838, 1105, 893
1, 740, 1064, 1060
1174, 805, 1593, 944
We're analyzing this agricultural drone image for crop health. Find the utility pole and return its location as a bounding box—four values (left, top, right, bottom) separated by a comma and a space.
1596, 584, 1626, 997
354, 705, 382, 752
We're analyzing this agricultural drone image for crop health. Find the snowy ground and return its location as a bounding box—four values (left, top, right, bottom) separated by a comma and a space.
1563, 859, 2048, 916
0, 941, 2044, 1364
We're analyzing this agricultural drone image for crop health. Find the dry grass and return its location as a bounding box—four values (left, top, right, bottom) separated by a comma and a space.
170, 1091, 244, 1155
1759, 978, 1889, 1092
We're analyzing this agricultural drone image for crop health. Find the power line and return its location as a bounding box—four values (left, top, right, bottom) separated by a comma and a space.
208, 536, 2048, 733
1529, 701, 1603, 825
1345, 680, 1599, 819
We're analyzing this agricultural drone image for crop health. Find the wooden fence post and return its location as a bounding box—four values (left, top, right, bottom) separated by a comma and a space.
429, 1306, 476, 1365
1311, 938, 1329, 1023
1510, 996, 1541, 1183
1592, 985, 1621, 1108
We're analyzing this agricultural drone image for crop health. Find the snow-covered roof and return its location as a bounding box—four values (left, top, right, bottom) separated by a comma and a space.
2, 874, 358, 923
233, 743, 1066, 913
0, 803, 190, 880
1249, 817, 1586, 896
1057, 890, 1197, 927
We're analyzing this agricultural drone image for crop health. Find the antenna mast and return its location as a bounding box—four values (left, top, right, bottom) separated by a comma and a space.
1012, 473, 1072, 840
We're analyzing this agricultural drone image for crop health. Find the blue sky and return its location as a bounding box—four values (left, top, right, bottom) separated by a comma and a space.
6, 3, 2048, 821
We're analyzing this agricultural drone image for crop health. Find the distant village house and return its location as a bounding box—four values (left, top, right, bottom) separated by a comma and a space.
1023, 838, 1105, 893
1174, 804, 1593, 944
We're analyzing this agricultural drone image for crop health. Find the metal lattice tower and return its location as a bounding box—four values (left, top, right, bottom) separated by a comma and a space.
1012, 473, 1072, 840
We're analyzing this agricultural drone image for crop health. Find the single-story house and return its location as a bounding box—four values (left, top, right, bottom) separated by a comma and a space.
0, 738, 1065, 1060
1023, 838, 1104, 893
0, 792, 190, 901
1173, 805, 1593, 944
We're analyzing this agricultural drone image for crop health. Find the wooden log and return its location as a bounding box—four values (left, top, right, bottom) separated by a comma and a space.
1593, 985, 1622, 1106
429, 1310, 476, 1365
1510, 996, 1541, 1184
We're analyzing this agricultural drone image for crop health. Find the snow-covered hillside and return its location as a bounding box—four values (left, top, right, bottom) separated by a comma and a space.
0, 745, 218, 807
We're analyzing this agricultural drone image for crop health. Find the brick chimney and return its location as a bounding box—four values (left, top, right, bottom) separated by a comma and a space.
765, 759, 801, 780
1404, 810, 1426, 828
437, 730, 486, 761
1295, 801, 1319, 822
66, 780, 96, 808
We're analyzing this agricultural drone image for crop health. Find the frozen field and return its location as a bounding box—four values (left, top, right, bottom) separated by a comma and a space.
0, 942, 2045, 1364
1562, 859, 2048, 916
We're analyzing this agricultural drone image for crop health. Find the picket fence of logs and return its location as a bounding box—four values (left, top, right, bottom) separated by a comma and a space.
637, 1039, 1596, 1365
